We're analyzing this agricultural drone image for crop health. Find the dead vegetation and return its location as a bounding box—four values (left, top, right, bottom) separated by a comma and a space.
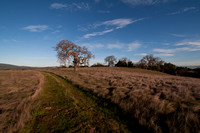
0, 70, 43, 133
47, 67, 200, 133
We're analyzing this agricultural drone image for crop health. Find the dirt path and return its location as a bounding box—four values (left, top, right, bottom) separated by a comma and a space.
21, 72, 132, 133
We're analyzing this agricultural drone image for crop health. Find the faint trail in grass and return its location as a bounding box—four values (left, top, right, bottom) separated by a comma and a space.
41, 71, 152, 133
22, 72, 132, 133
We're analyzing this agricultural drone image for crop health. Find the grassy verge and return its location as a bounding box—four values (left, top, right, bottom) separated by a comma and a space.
21, 72, 131, 133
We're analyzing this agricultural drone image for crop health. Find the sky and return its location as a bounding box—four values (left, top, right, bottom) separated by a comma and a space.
0, 0, 200, 67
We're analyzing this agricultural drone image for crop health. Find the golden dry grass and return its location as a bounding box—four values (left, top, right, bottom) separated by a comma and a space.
0, 70, 43, 133
46, 67, 200, 133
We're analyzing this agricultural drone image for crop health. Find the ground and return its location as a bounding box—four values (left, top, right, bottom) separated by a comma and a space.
0, 67, 200, 133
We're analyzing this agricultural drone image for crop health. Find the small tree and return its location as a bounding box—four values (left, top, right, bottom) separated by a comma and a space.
127, 60, 134, 67
115, 58, 128, 67
54, 40, 94, 71
104, 55, 117, 67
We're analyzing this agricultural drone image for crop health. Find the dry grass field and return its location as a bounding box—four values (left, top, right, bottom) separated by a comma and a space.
46, 67, 200, 133
0, 70, 43, 133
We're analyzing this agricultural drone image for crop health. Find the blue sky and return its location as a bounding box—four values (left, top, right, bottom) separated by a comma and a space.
0, 0, 200, 67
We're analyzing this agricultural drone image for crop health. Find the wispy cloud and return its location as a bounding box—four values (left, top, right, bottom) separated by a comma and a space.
23, 25, 48, 32
153, 41, 200, 57
82, 43, 104, 50
121, 0, 169, 6
102, 18, 144, 29
83, 29, 114, 39
175, 41, 200, 46
154, 53, 174, 57
51, 30, 60, 34
77, 25, 89, 31
107, 41, 141, 51
170, 33, 186, 37
83, 18, 145, 38
154, 47, 200, 53
154, 48, 174, 53
127, 42, 141, 51
168, 7, 197, 15
50, 2, 89, 11
135, 53, 147, 56
107, 43, 124, 49
50, 3, 67, 9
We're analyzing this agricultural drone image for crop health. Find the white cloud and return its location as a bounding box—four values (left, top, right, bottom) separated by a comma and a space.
82, 43, 104, 49
154, 48, 174, 53
83, 29, 114, 38
50, 2, 89, 11
83, 18, 144, 39
50, 3, 67, 9
107, 41, 141, 50
23, 25, 48, 32
153, 46, 200, 54
103, 18, 134, 29
127, 42, 141, 51
168, 7, 197, 15
120, 0, 169, 6
96, 18, 145, 29
107, 43, 123, 49
183, 7, 196, 12
154, 53, 174, 57
175, 41, 200, 46
135, 53, 147, 56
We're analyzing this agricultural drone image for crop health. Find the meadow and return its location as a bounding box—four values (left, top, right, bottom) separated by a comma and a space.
0, 67, 200, 133
46, 67, 200, 133
0, 70, 43, 133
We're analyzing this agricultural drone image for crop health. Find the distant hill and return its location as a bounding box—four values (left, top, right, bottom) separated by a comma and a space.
182, 66, 200, 69
0, 63, 30, 70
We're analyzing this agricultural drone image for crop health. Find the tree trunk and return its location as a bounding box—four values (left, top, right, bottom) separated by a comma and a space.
74, 63, 77, 71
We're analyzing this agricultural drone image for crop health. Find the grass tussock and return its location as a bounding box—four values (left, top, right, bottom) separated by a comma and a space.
0, 70, 43, 133
46, 67, 200, 133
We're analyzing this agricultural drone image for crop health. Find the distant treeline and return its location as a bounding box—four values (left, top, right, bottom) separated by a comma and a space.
91, 54, 200, 78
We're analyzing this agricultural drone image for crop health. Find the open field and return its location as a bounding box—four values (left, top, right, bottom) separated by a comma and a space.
0, 69, 139, 132
0, 70, 43, 133
1, 67, 200, 133
46, 67, 200, 133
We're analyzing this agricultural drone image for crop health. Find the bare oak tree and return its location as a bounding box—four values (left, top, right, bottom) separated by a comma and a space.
138, 54, 164, 69
54, 40, 94, 71
104, 55, 117, 67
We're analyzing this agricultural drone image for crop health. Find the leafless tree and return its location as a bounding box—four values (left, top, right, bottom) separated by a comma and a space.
104, 55, 117, 67
54, 40, 94, 71
138, 54, 164, 69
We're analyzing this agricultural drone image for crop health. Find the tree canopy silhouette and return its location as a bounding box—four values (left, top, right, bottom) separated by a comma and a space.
54, 40, 94, 71
138, 54, 164, 69
104, 55, 117, 67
